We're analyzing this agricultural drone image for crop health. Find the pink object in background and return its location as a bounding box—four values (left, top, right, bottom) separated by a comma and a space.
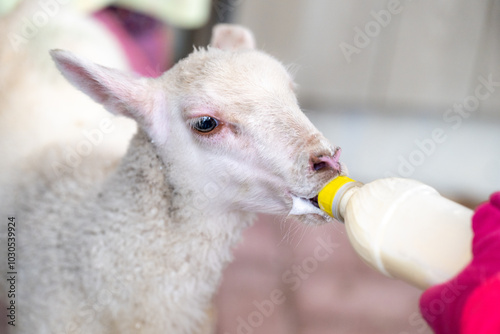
93, 7, 171, 77
420, 192, 500, 334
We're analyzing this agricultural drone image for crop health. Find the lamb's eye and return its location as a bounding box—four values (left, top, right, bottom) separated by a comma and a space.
192, 116, 219, 133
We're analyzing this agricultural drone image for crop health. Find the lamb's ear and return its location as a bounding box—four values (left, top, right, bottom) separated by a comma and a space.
50, 49, 152, 123
210, 24, 255, 51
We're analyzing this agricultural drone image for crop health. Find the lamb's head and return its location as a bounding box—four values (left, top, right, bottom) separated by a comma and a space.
50, 24, 344, 225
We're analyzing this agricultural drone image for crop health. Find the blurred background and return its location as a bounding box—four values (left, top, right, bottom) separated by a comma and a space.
2, 0, 499, 333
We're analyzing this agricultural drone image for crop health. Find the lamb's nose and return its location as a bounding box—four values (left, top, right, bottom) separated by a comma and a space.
310, 147, 341, 173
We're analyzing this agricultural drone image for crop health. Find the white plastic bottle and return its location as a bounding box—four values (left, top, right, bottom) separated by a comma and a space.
317, 176, 473, 289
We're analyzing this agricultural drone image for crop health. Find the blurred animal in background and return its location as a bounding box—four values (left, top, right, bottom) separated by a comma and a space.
0, 0, 137, 217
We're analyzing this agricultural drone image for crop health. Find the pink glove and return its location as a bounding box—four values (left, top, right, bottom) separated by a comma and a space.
419, 192, 500, 334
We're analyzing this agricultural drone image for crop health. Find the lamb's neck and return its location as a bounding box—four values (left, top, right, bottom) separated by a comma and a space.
97, 128, 254, 286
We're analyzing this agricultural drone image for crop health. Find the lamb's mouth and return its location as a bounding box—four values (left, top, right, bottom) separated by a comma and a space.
288, 194, 329, 218
309, 195, 319, 208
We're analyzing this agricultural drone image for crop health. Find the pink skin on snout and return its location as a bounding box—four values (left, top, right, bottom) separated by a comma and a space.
311, 147, 342, 173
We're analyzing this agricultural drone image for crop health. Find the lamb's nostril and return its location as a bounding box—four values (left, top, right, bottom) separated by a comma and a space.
313, 161, 328, 171
310, 147, 342, 173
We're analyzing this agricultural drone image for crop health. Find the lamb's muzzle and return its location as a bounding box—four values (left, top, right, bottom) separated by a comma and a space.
287, 147, 343, 218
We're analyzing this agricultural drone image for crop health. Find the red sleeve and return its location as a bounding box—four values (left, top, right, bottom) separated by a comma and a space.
419, 192, 500, 334
461, 273, 500, 334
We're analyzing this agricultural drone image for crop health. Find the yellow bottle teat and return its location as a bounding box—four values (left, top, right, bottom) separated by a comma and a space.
318, 176, 360, 221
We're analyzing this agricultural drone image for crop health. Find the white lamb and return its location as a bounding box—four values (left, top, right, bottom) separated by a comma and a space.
1, 24, 343, 333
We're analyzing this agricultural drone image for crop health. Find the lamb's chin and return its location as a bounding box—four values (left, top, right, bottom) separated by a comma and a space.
292, 212, 332, 226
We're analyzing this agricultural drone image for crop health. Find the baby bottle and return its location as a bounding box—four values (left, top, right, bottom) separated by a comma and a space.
318, 176, 473, 289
